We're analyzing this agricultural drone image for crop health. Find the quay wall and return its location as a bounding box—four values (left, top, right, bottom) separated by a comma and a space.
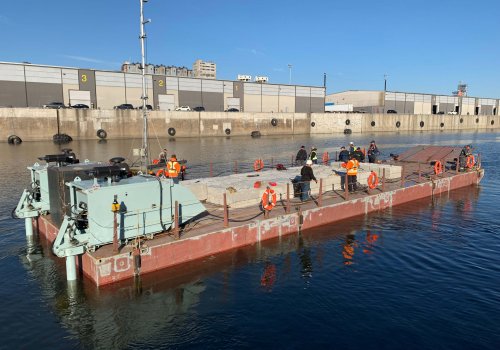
1, 108, 499, 141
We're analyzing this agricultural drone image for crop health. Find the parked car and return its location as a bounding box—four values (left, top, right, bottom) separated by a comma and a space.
225, 108, 239, 112
193, 106, 205, 112
387, 109, 397, 114
437, 111, 445, 115
114, 104, 134, 110
447, 111, 458, 115
71, 104, 89, 109
175, 106, 191, 111
43, 102, 66, 109
138, 104, 153, 110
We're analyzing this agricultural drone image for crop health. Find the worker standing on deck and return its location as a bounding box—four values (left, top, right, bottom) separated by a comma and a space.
341, 154, 359, 192
367, 140, 380, 163
349, 141, 356, 155
353, 147, 365, 163
167, 154, 181, 184
338, 146, 350, 162
459, 144, 472, 171
296, 145, 308, 166
158, 148, 168, 163
309, 146, 318, 164
300, 159, 317, 201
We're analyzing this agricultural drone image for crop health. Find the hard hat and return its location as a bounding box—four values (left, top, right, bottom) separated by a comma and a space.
306, 160, 313, 165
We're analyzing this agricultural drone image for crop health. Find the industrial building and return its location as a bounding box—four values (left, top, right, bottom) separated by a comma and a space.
0, 61, 325, 112
327, 90, 499, 116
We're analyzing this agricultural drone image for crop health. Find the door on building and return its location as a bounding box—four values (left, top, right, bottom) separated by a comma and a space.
69, 90, 91, 107
226, 97, 240, 111
158, 94, 175, 111
475, 106, 480, 115
432, 105, 438, 114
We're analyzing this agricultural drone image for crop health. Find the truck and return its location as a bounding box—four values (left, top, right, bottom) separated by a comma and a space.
325, 103, 353, 113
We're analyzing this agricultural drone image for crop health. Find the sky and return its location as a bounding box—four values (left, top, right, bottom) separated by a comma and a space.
1, 0, 499, 96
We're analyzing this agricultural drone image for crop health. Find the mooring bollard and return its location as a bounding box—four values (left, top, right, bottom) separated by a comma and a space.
223, 193, 229, 228
382, 168, 386, 192
174, 200, 180, 240
286, 183, 290, 213
318, 178, 323, 207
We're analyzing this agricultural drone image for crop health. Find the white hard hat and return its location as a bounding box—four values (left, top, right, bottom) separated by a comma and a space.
306, 160, 313, 165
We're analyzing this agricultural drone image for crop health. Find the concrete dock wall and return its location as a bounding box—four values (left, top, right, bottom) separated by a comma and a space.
1, 108, 499, 142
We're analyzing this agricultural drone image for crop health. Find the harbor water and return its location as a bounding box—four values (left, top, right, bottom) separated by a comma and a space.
1, 131, 499, 349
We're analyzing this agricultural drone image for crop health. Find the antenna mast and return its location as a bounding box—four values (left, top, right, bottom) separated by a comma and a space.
139, 0, 150, 170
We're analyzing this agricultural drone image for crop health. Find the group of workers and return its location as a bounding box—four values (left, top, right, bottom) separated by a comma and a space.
294, 140, 382, 201
295, 145, 319, 165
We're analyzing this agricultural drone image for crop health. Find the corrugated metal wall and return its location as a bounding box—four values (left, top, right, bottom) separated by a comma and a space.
0, 62, 326, 112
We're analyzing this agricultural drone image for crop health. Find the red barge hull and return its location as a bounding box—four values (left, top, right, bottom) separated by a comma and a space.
34, 168, 483, 286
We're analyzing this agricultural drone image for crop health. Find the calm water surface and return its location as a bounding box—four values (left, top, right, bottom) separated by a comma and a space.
1, 131, 499, 349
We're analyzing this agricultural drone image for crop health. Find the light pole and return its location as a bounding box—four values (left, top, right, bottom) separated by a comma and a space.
383, 74, 388, 113
288, 64, 292, 85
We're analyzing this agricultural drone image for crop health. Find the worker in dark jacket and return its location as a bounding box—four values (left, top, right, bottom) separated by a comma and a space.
295, 145, 308, 166
309, 146, 318, 164
300, 159, 317, 201
353, 147, 365, 162
459, 144, 472, 170
367, 140, 380, 163
338, 146, 350, 162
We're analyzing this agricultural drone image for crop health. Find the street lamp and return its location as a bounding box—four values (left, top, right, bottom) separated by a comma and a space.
288, 64, 292, 85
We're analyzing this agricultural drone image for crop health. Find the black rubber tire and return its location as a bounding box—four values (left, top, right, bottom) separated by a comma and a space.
440, 122, 444, 128
271, 118, 278, 127
396, 121, 401, 128
491, 120, 495, 125
52, 133, 72, 144
420, 121, 425, 128
460, 118, 464, 124
109, 157, 126, 164
96, 129, 107, 139
345, 119, 351, 126
371, 121, 375, 127
251, 131, 261, 138
311, 122, 316, 127
168, 127, 176, 136
225, 128, 231, 135
343, 129, 352, 134
7, 135, 22, 145
475, 118, 479, 124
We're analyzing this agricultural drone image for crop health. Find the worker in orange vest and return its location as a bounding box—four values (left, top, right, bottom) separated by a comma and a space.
341, 154, 359, 192
167, 154, 181, 183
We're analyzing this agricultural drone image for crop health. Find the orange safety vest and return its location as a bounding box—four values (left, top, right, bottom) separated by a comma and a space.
342, 159, 359, 175
166, 159, 181, 178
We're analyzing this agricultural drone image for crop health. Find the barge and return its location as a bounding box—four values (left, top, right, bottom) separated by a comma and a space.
17, 145, 484, 286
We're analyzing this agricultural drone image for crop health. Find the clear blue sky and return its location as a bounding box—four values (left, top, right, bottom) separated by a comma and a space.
1, 0, 499, 96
